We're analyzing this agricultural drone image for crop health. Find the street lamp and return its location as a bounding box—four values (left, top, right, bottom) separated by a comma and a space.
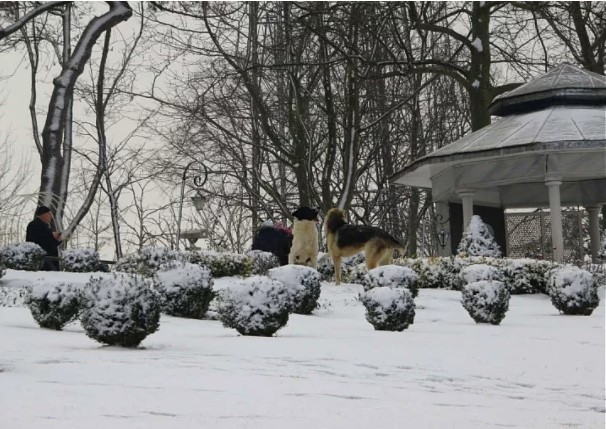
176, 161, 208, 251
434, 214, 450, 250
191, 191, 207, 211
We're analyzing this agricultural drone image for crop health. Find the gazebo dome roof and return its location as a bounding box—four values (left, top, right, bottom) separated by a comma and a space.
391, 63, 606, 208
489, 63, 606, 116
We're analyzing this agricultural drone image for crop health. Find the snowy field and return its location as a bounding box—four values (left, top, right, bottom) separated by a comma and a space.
0, 270, 604, 429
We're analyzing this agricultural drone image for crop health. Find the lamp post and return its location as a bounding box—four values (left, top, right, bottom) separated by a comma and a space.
176, 161, 208, 251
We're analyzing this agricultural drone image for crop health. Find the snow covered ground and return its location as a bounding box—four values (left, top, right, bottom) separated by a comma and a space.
0, 270, 604, 429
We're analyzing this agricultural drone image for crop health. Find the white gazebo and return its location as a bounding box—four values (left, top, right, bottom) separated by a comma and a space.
391, 64, 606, 262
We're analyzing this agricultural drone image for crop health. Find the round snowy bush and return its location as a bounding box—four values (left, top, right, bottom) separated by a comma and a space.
217, 276, 291, 336
360, 286, 416, 331
0, 260, 5, 280
80, 274, 161, 347
0, 243, 46, 271
459, 264, 504, 286
154, 262, 214, 319
362, 265, 419, 298
246, 250, 280, 275
61, 248, 100, 272
189, 251, 253, 278
26, 283, 81, 330
457, 215, 502, 258
461, 280, 510, 325
268, 265, 321, 314
547, 267, 599, 316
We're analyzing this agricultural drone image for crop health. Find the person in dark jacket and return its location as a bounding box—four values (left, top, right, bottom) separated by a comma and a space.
26, 206, 62, 271
251, 220, 293, 266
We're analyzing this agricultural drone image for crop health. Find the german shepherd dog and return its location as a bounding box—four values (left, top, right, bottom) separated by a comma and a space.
325, 208, 405, 285
288, 206, 320, 268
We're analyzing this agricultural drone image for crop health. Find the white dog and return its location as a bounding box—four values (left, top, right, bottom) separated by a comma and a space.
288, 206, 320, 269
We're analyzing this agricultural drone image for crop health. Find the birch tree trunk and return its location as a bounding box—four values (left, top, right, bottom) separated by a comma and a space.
36, 2, 132, 229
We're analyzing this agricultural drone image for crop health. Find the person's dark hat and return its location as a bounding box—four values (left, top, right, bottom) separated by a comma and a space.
35, 206, 52, 216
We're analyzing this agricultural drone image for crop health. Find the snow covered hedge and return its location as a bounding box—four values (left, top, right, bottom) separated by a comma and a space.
547, 267, 600, 316
360, 287, 416, 331
80, 274, 161, 347
457, 215, 502, 258
189, 251, 253, 278
0, 259, 5, 280
317, 252, 365, 282
61, 248, 100, 273
401, 257, 466, 290
217, 276, 291, 336
114, 247, 180, 277
26, 283, 81, 330
396, 257, 553, 294
0, 243, 46, 271
362, 265, 419, 298
154, 262, 214, 319
496, 258, 553, 294
459, 264, 504, 285
461, 280, 510, 325
268, 265, 321, 314
246, 250, 280, 275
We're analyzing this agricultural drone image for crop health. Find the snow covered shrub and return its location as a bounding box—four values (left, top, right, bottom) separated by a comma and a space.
497, 258, 553, 294
457, 215, 502, 258
362, 265, 419, 297
547, 267, 599, 316
0, 286, 29, 307
114, 247, 180, 277
317, 252, 365, 282
461, 280, 510, 325
316, 253, 335, 281
343, 263, 368, 285
154, 262, 214, 319
404, 257, 465, 290
61, 248, 100, 272
268, 265, 321, 314
459, 264, 504, 286
0, 260, 5, 280
0, 243, 46, 271
217, 276, 291, 336
246, 250, 280, 275
26, 283, 80, 330
360, 287, 416, 331
189, 251, 253, 278
80, 274, 161, 347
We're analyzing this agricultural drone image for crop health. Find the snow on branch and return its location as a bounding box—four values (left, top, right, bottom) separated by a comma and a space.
0, 2, 69, 40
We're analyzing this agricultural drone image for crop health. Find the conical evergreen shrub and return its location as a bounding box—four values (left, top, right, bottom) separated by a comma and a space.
457, 216, 502, 258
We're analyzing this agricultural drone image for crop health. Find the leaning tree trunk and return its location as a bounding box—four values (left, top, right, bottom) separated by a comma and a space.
37, 2, 133, 228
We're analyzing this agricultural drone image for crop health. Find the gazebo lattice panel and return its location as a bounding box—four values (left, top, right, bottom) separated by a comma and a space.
505, 211, 584, 262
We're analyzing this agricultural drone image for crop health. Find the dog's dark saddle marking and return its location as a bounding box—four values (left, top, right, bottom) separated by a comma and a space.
335, 224, 402, 249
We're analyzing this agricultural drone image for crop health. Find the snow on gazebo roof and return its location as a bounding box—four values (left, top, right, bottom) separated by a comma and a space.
391, 64, 606, 208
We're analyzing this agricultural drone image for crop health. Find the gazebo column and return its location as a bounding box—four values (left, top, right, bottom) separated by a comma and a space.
545, 175, 564, 263
458, 190, 475, 232
586, 205, 602, 263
